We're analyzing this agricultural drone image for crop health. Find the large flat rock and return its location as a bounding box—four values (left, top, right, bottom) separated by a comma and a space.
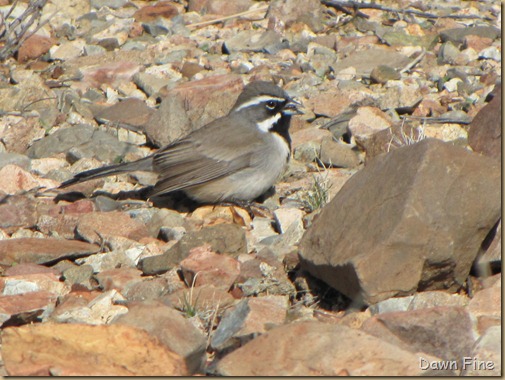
214, 320, 447, 376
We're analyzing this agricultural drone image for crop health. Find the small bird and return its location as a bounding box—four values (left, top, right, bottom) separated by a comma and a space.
60, 81, 302, 204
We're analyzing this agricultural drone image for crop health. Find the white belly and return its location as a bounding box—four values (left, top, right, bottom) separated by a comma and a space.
185, 133, 290, 203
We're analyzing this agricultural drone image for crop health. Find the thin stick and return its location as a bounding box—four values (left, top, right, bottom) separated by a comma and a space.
321, 0, 494, 21
186, 5, 269, 29
400, 48, 426, 74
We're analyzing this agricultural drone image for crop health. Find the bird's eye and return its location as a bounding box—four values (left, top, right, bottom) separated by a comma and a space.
265, 100, 276, 110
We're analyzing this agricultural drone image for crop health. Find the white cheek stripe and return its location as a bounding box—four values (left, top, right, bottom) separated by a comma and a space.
233, 95, 286, 112
256, 113, 281, 133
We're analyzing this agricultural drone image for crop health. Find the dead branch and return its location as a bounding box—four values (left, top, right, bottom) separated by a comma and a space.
321, 0, 494, 21
0, 0, 49, 62
186, 5, 269, 29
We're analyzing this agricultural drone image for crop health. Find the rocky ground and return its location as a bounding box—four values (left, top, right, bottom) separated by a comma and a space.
0, 0, 501, 376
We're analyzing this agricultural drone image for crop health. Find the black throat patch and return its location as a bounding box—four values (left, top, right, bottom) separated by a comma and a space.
270, 114, 292, 152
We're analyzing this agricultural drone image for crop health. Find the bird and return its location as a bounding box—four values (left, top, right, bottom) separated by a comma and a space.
60, 81, 302, 204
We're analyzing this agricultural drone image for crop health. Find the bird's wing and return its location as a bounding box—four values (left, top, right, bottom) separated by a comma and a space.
150, 116, 262, 196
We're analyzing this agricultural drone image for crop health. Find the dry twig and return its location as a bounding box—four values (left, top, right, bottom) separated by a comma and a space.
186, 5, 269, 29
321, 0, 494, 21
0, 0, 49, 61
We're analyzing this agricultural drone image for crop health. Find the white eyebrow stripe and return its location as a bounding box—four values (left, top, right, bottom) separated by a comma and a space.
233, 95, 286, 112
256, 113, 281, 133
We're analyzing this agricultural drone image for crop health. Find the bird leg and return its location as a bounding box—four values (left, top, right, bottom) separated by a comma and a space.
219, 200, 273, 219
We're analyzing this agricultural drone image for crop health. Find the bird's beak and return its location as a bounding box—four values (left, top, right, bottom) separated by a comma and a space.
283, 98, 304, 115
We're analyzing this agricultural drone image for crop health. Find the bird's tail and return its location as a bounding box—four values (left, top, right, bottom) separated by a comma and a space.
59, 156, 154, 188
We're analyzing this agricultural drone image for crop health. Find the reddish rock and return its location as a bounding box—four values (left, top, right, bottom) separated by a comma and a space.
0, 165, 57, 194
180, 246, 240, 290
463, 35, 494, 52
75, 211, 150, 244
0, 291, 57, 326
2, 323, 188, 376
299, 139, 501, 305
0, 238, 99, 266
467, 285, 501, 335
237, 295, 288, 335
114, 301, 207, 374
361, 307, 475, 362
3, 263, 60, 277
79, 61, 142, 89
468, 85, 501, 160
95, 267, 143, 292
17, 34, 55, 63
37, 214, 82, 239
413, 98, 446, 117
304, 89, 352, 118
215, 320, 446, 376
0, 195, 38, 234
145, 74, 243, 147
133, 1, 179, 22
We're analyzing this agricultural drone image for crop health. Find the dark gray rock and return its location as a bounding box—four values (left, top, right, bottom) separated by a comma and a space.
299, 139, 501, 306
370, 65, 401, 84
210, 299, 250, 350
27, 124, 139, 164
63, 265, 94, 289
439, 41, 460, 64
0, 153, 31, 170
319, 137, 360, 168
440, 26, 500, 45
331, 48, 411, 77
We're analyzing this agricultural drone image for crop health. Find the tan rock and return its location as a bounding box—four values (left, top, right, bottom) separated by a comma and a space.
2, 323, 188, 376
348, 106, 394, 144
114, 301, 207, 374
215, 320, 445, 376
361, 307, 475, 362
